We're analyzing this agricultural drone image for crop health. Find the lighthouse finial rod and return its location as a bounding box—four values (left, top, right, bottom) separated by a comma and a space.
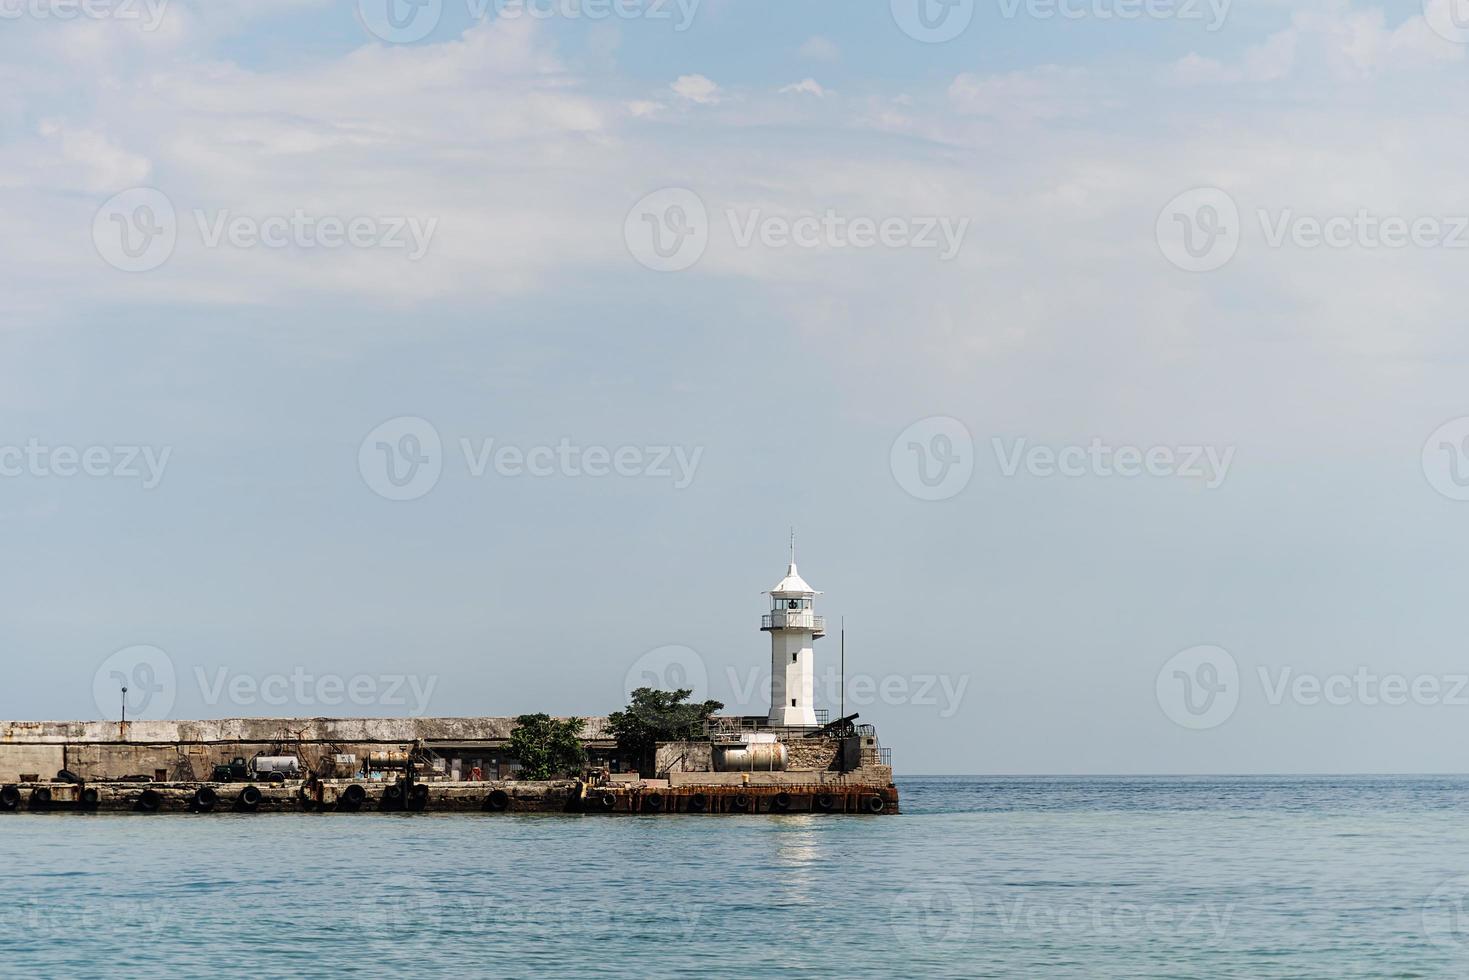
789, 526, 796, 566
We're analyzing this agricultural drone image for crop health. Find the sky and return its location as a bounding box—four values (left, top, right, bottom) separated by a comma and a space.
3, 0, 1469, 774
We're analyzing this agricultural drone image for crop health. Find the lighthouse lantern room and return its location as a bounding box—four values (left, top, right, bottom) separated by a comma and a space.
761, 535, 825, 727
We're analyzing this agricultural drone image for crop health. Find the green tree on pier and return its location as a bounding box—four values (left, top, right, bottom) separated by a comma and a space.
607, 687, 724, 776
508, 714, 587, 780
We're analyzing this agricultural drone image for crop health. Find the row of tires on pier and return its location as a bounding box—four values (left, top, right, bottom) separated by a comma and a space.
0, 782, 460, 814
0, 783, 275, 813
0, 782, 895, 815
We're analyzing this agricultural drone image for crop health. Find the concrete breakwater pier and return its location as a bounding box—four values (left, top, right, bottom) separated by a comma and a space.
4, 548, 900, 817
0, 715, 898, 816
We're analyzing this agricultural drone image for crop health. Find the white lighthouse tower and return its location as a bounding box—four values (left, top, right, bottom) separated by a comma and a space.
762, 534, 825, 727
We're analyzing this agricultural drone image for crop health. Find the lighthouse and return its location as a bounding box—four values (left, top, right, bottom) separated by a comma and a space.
762, 536, 825, 727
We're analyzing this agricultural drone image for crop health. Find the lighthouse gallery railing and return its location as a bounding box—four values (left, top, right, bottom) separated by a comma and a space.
760, 612, 826, 631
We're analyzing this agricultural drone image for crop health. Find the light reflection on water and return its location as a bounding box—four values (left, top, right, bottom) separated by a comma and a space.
2, 778, 1469, 978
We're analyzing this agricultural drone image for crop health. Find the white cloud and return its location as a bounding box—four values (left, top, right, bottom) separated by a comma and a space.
799, 36, 839, 61
671, 73, 721, 104
1170, 29, 1296, 83
780, 78, 828, 98
948, 66, 1091, 121
627, 100, 664, 118
1172, 6, 1462, 84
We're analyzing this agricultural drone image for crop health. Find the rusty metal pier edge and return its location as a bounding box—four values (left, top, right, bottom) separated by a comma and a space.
0, 779, 899, 816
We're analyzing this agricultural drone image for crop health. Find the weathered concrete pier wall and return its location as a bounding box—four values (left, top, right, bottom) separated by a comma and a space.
0, 718, 618, 783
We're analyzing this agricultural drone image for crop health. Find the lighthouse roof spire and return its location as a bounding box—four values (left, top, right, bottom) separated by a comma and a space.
768, 529, 820, 596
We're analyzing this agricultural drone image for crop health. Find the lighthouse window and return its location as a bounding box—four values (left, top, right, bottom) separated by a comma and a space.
792, 653, 798, 663
791, 699, 797, 707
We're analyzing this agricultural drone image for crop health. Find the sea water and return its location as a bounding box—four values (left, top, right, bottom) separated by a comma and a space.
3, 776, 1469, 978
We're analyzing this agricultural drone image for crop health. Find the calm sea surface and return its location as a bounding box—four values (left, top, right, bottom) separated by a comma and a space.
5, 776, 1469, 977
